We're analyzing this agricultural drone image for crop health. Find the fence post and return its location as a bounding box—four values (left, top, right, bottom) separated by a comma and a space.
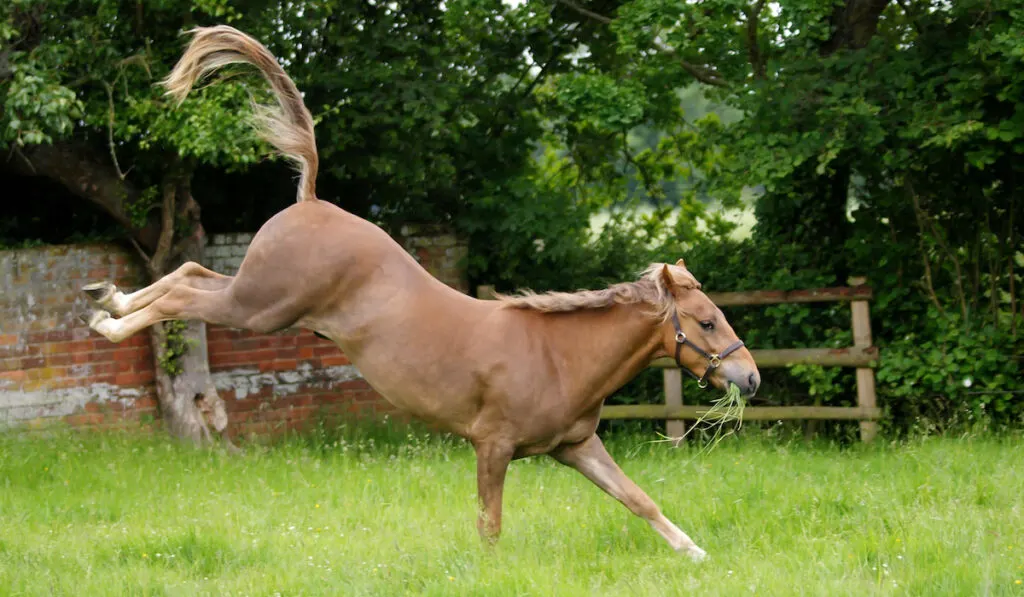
664, 369, 685, 445
849, 276, 878, 442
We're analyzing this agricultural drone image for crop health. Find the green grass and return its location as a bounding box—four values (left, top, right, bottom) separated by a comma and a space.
1, 425, 1023, 596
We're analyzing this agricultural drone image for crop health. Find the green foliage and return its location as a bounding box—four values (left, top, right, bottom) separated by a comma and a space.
2, 65, 82, 146
545, 73, 647, 130
1, 1, 275, 185
125, 186, 160, 230
573, 0, 1024, 434
0, 237, 45, 250
157, 320, 192, 377
878, 313, 1023, 426
3, 0, 1022, 437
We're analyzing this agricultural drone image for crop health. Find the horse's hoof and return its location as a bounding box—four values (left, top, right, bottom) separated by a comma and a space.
82, 282, 116, 304
80, 309, 111, 329
682, 545, 708, 562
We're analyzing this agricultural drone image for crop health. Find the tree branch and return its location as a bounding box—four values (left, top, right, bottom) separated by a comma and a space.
743, 0, 768, 79
621, 132, 659, 200
907, 180, 944, 316
147, 166, 179, 277
907, 179, 971, 321
819, 0, 891, 55
554, 0, 729, 87
168, 171, 202, 264
7, 142, 162, 250
556, 0, 611, 24
651, 36, 730, 87
0, 48, 12, 81
103, 82, 129, 180
129, 238, 152, 267
486, 51, 560, 139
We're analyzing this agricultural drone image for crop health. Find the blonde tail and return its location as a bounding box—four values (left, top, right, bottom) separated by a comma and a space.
161, 25, 319, 202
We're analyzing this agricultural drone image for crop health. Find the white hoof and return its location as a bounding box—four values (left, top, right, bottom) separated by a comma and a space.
683, 545, 708, 562
82, 309, 111, 329
82, 282, 116, 304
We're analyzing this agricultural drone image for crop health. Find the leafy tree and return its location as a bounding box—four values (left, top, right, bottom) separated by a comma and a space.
533, 0, 1022, 427
1, 0, 276, 443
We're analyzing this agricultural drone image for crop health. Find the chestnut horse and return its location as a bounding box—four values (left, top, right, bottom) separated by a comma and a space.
80, 26, 760, 560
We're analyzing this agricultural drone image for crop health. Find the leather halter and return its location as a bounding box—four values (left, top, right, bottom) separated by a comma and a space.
671, 311, 745, 389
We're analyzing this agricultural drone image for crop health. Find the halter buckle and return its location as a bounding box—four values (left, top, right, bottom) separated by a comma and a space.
709, 355, 721, 368
675, 331, 687, 343
697, 379, 708, 389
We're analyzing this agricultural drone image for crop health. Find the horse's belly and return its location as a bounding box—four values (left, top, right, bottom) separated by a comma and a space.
347, 356, 479, 433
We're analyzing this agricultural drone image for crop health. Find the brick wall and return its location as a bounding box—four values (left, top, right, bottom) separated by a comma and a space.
0, 225, 466, 436
397, 224, 469, 294
0, 245, 158, 430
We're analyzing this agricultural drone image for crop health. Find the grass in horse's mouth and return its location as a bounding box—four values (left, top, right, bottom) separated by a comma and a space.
635, 383, 745, 454
684, 382, 745, 453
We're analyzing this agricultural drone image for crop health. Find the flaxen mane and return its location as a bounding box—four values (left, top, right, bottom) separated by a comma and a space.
497, 263, 701, 322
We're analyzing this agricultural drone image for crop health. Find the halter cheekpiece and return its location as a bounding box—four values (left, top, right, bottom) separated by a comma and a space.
671, 311, 745, 389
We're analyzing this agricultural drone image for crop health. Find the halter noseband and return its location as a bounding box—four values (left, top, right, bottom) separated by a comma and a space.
671, 311, 745, 389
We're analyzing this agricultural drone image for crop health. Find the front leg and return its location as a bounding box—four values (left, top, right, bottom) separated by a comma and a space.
550, 434, 707, 561
473, 440, 515, 544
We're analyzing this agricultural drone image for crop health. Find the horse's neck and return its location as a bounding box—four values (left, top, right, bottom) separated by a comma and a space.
541, 304, 662, 407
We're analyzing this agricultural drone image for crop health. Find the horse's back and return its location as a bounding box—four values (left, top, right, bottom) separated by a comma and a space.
222, 200, 397, 330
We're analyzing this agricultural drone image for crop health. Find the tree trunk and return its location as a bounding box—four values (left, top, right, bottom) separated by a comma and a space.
800, 0, 891, 282
148, 319, 228, 443
819, 0, 891, 56
8, 142, 232, 446
143, 167, 233, 447
147, 240, 231, 445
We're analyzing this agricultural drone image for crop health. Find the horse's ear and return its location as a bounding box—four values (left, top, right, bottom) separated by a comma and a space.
675, 258, 686, 269
661, 265, 681, 298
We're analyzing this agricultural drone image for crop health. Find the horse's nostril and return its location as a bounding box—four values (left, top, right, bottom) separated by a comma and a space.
748, 373, 758, 392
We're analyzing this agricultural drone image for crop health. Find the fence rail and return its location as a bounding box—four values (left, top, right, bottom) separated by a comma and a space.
706, 286, 873, 307
600, 405, 882, 421
476, 276, 881, 442
665, 276, 880, 442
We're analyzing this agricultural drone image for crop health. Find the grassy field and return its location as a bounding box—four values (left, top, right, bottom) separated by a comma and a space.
1, 425, 1022, 596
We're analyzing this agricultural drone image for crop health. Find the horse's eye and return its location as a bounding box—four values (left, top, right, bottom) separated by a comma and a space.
700, 320, 715, 331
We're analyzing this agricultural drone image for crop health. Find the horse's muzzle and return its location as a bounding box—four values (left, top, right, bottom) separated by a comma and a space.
742, 371, 760, 397
722, 363, 760, 397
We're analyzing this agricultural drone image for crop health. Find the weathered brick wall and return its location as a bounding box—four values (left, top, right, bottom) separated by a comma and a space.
0, 245, 158, 429
1, 225, 466, 435
204, 232, 253, 276
206, 327, 399, 437
397, 224, 469, 294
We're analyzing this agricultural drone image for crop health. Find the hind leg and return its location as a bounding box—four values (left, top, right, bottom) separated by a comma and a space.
83, 261, 231, 316
84, 280, 306, 343
84, 284, 243, 343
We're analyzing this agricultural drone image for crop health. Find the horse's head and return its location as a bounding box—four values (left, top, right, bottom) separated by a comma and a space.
658, 259, 760, 397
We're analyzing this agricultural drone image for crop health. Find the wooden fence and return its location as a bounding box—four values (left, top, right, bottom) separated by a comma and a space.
477, 277, 881, 442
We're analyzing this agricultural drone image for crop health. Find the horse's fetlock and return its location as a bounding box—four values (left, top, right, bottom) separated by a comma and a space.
82, 282, 116, 303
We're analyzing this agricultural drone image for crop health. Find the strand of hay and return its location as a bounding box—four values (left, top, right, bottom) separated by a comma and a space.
680, 382, 745, 454
629, 383, 746, 457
